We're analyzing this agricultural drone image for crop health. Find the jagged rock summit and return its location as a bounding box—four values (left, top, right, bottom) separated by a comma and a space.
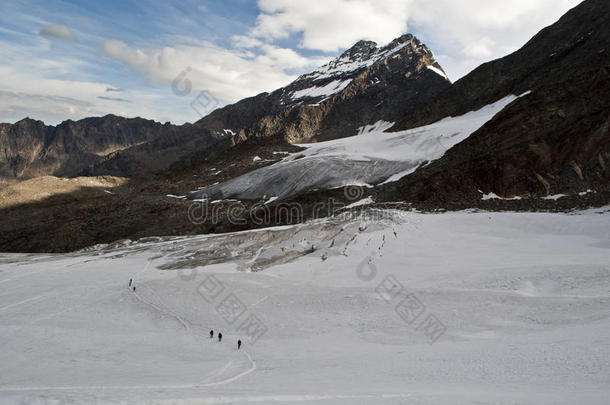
196, 33, 450, 144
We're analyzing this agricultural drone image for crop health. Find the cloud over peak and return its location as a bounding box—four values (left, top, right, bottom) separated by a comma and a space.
250, 0, 412, 52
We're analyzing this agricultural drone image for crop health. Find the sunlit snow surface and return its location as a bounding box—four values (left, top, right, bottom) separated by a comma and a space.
1, 208, 610, 404
193, 94, 526, 201
427, 65, 450, 80
290, 79, 353, 100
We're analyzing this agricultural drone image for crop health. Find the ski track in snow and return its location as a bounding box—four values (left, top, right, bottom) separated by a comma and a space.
0, 295, 46, 312
129, 281, 258, 389
133, 285, 191, 331
0, 349, 257, 391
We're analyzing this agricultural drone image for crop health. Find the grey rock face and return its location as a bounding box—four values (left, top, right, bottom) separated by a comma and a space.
0, 115, 177, 179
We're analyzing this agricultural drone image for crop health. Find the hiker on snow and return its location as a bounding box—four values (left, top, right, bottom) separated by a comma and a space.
129, 278, 132, 287
218, 332, 222, 342
209, 330, 214, 339
237, 339, 242, 350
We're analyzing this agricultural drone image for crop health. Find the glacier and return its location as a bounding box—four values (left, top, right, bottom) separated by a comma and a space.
192, 93, 529, 202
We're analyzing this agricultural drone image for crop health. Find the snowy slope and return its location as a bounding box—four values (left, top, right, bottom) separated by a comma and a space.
193, 93, 527, 202
1, 207, 610, 404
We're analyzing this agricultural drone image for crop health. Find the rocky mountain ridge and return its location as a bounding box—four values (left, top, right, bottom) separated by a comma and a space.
86, 34, 450, 177
0, 115, 177, 180
0, 34, 450, 180
197, 33, 450, 144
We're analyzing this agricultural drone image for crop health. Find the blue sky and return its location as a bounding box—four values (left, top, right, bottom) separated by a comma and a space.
0, 0, 582, 125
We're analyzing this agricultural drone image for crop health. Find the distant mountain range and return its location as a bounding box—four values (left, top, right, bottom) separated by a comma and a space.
0, 115, 177, 179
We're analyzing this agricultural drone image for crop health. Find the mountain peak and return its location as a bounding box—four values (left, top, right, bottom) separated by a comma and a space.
296, 33, 445, 86
384, 33, 422, 52
336, 34, 420, 63
339, 39, 378, 60
14, 117, 45, 127
386, 33, 414, 46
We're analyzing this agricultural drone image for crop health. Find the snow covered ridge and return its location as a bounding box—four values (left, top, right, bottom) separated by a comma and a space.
300, 36, 428, 82
480, 191, 522, 201
287, 34, 449, 103
191, 92, 530, 202
479, 188, 597, 201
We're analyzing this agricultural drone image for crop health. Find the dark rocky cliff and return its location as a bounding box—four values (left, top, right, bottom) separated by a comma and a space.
381, 0, 610, 203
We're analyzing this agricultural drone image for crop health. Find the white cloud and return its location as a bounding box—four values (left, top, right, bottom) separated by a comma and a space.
39, 23, 76, 42
246, 0, 583, 80
0, 66, 107, 103
0, 66, 193, 125
251, 0, 413, 52
257, 44, 328, 69
231, 35, 264, 49
0, 91, 93, 124
99, 39, 323, 103
407, 0, 583, 79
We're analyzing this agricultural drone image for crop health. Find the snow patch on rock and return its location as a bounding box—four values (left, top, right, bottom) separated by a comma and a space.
291, 79, 352, 100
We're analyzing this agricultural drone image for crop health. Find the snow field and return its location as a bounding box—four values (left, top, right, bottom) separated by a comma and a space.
1, 208, 609, 404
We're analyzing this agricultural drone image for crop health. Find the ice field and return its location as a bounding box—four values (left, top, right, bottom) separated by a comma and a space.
1, 208, 610, 404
